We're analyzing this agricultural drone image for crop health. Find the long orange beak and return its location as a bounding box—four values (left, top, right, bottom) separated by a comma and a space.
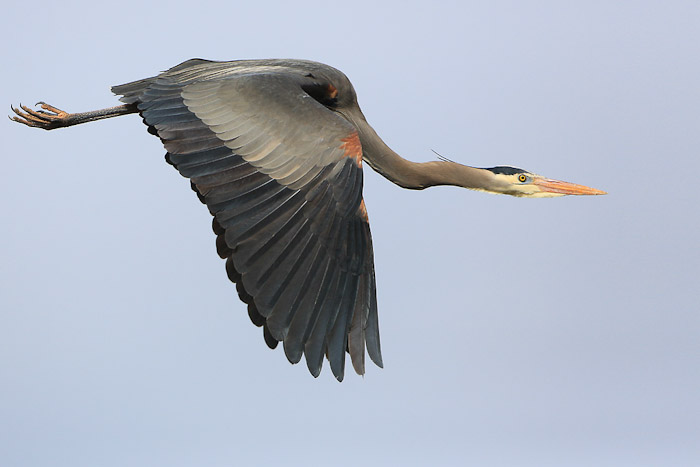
533, 177, 607, 195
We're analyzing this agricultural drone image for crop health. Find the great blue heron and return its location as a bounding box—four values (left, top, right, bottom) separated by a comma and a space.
11, 59, 606, 381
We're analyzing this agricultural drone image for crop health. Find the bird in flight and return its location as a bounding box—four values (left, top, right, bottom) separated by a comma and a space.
11, 59, 606, 381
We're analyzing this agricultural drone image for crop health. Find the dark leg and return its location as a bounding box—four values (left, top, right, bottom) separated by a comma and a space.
10, 101, 138, 130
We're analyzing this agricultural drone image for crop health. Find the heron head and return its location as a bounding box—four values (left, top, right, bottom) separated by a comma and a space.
485, 166, 607, 198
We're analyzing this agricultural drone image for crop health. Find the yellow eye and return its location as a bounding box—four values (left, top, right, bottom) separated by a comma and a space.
518, 174, 527, 183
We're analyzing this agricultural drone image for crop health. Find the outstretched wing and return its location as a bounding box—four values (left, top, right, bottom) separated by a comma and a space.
112, 60, 382, 381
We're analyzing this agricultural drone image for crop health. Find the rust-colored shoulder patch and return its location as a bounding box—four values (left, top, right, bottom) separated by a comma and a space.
358, 199, 369, 222
327, 84, 338, 99
340, 131, 362, 167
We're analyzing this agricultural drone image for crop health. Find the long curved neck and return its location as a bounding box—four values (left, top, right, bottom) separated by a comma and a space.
353, 115, 493, 191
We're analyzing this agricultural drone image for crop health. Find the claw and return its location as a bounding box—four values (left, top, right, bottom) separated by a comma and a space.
38, 101, 68, 117
9, 101, 71, 130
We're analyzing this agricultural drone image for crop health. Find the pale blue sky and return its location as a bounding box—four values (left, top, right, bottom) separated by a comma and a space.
2, 1, 699, 466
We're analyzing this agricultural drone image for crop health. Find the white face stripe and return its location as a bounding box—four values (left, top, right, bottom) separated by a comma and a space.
490, 172, 566, 198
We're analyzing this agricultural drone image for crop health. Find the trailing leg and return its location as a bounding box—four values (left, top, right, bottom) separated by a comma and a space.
10, 102, 138, 130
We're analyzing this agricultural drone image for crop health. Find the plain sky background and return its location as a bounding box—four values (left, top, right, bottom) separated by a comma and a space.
2, 1, 698, 466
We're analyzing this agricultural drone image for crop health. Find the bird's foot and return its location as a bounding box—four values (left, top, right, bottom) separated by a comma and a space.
10, 102, 72, 130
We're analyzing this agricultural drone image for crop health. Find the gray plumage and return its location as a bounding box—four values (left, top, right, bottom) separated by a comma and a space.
113, 59, 382, 381
11, 58, 605, 381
